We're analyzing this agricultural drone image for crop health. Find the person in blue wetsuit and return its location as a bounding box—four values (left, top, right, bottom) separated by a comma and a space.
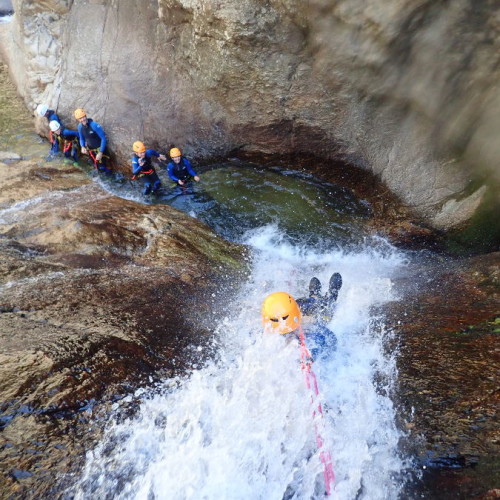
296, 273, 342, 360
131, 141, 167, 196
262, 273, 342, 361
74, 108, 111, 174
166, 147, 200, 186
48, 120, 79, 165
37, 104, 61, 125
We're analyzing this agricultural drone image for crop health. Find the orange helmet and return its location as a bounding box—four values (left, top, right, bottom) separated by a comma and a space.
169, 147, 181, 158
74, 108, 87, 120
262, 292, 301, 334
133, 141, 146, 153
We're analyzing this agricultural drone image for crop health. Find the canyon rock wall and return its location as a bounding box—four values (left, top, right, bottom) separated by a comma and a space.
1, 0, 499, 239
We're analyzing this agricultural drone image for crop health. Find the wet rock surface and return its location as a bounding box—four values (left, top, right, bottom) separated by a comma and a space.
0, 151, 247, 496
386, 252, 500, 498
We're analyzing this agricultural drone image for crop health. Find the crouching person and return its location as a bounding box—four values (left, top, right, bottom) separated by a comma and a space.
49, 120, 79, 165
131, 141, 166, 196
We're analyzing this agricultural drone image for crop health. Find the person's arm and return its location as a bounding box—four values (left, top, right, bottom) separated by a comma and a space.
167, 162, 179, 182
49, 135, 58, 153
77, 123, 86, 148
90, 121, 107, 152
77, 123, 87, 153
62, 128, 78, 139
183, 158, 199, 180
132, 156, 142, 175
147, 149, 167, 161
48, 111, 60, 123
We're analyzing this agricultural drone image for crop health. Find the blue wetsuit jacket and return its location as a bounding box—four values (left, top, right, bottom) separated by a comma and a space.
296, 295, 337, 361
166, 157, 197, 183
50, 128, 79, 154
78, 119, 107, 152
132, 149, 163, 195
132, 149, 163, 176
47, 110, 61, 124
304, 323, 337, 361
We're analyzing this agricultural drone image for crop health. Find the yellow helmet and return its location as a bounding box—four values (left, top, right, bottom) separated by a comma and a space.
74, 108, 87, 120
133, 141, 146, 153
262, 292, 301, 334
169, 147, 181, 158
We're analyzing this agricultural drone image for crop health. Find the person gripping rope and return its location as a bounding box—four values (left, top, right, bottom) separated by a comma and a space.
166, 147, 200, 186
131, 141, 166, 196
74, 108, 112, 174
48, 120, 79, 165
262, 273, 342, 361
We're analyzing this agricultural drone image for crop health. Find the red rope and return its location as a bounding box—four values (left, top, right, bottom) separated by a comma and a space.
88, 149, 99, 169
298, 327, 335, 495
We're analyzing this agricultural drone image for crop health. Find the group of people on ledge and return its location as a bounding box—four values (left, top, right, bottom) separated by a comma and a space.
36, 104, 201, 195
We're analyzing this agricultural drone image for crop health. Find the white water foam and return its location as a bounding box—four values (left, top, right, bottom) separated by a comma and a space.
72, 225, 410, 499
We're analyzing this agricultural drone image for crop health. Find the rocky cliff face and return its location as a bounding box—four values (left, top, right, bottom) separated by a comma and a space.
1, 0, 499, 242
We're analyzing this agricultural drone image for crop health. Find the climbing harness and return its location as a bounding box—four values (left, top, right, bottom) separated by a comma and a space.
131, 168, 154, 181
87, 148, 109, 170
298, 326, 335, 496
49, 131, 78, 159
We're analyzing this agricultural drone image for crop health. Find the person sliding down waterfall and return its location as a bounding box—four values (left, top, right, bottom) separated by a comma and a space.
131, 141, 167, 196
262, 277, 340, 495
166, 147, 200, 189
262, 273, 342, 361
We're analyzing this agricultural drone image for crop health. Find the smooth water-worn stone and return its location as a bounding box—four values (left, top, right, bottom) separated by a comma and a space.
385, 251, 500, 496
0, 150, 21, 161
0, 88, 248, 496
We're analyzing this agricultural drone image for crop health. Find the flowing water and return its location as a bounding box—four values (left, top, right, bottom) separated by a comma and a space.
65, 165, 412, 499
1, 59, 412, 498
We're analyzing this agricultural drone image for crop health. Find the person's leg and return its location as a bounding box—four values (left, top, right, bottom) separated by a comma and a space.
328, 272, 343, 302
296, 297, 318, 316
97, 149, 112, 174
150, 173, 162, 194
309, 276, 322, 297
143, 181, 152, 195
152, 180, 162, 193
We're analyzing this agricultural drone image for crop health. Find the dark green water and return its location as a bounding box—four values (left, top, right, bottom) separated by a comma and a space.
134, 161, 373, 248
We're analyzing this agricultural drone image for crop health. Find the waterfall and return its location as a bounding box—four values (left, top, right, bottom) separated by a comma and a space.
71, 225, 410, 499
